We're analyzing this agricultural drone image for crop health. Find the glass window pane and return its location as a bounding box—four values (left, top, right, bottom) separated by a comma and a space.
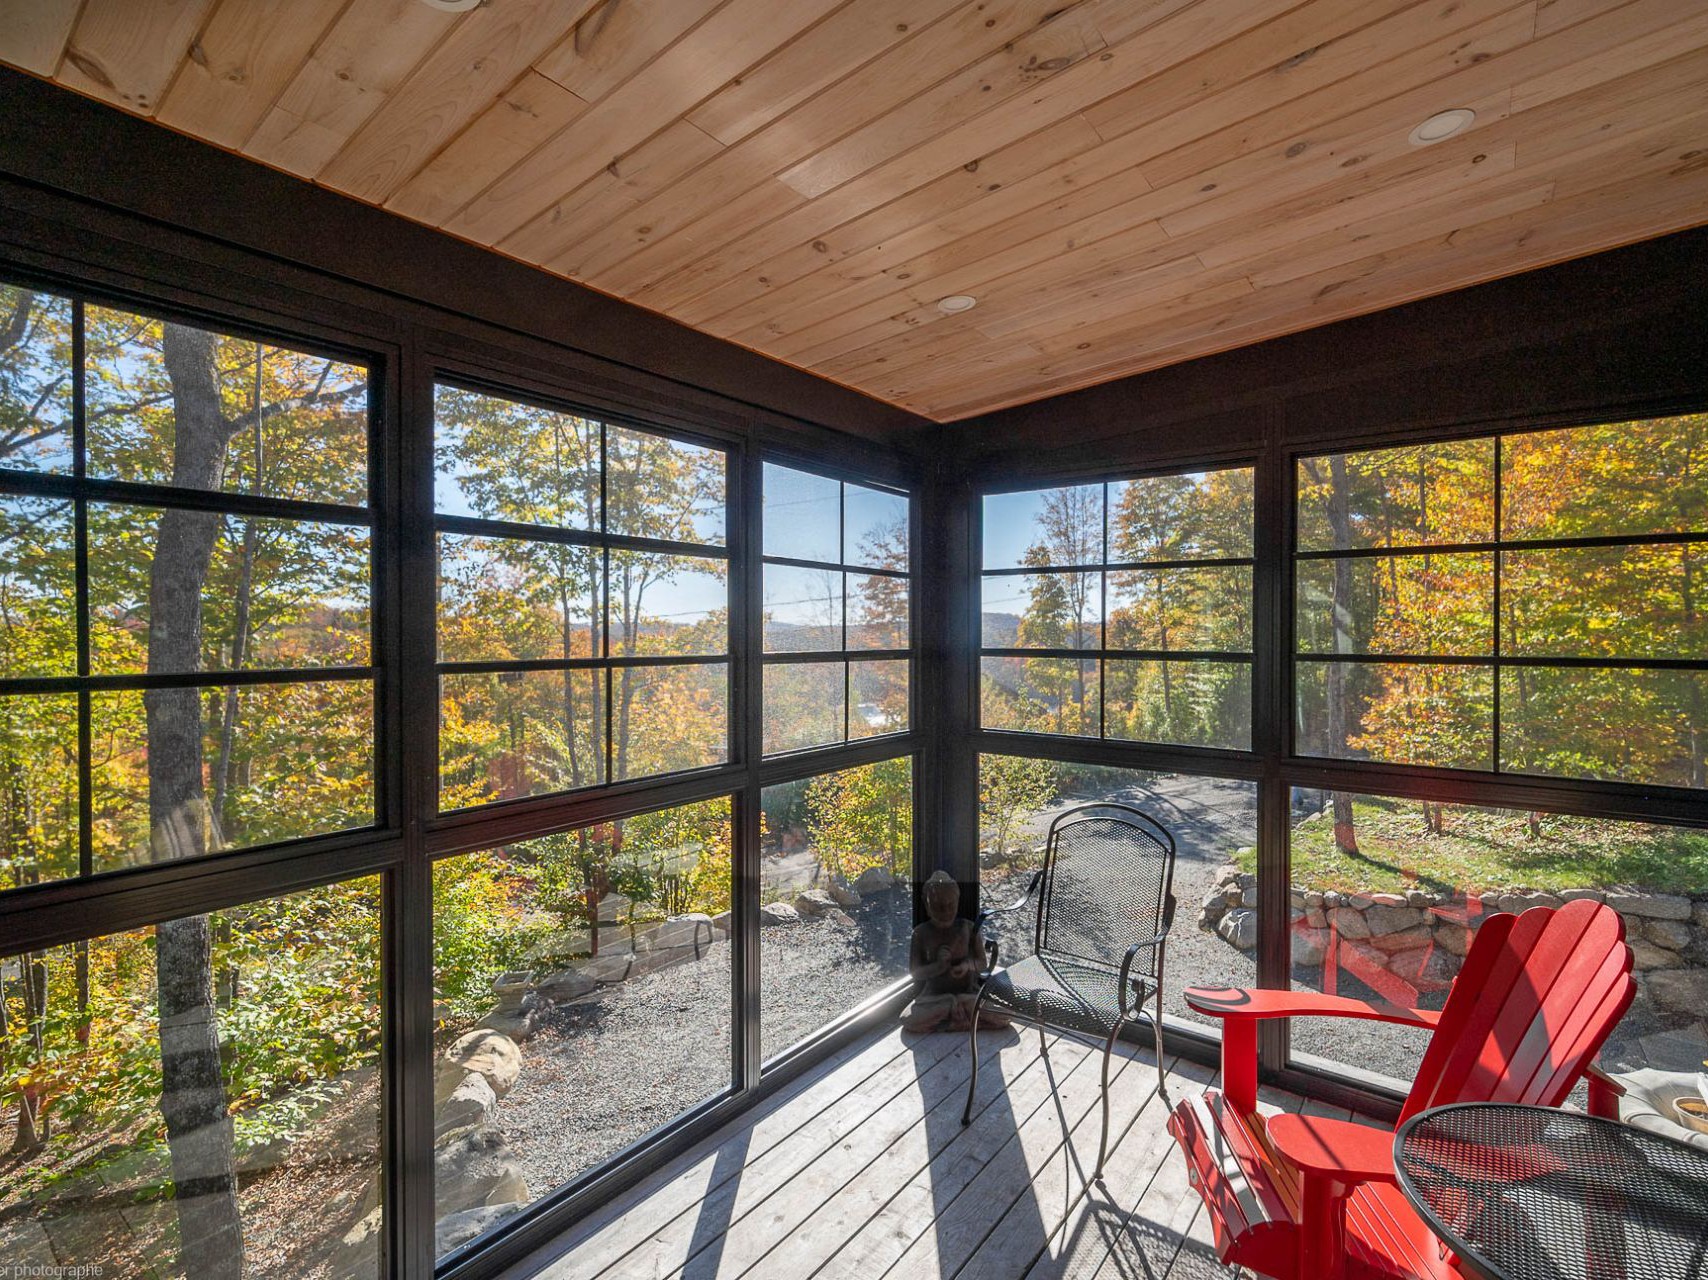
1501, 667, 1707, 788
1109, 467, 1253, 560
85, 307, 367, 505
851, 659, 908, 739
978, 757, 1257, 1033
763, 662, 845, 755
0, 879, 383, 1279
1294, 661, 1492, 770
433, 384, 599, 529
90, 681, 373, 870
0, 282, 74, 473
611, 662, 728, 779
980, 571, 1099, 649
0, 496, 74, 678
1503, 415, 1708, 541
844, 482, 909, 571
440, 669, 605, 809
1288, 790, 1708, 1086
88, 504, 371, 675
432, 798, 731, 1255
0, 692, 78, 885
762, 463, 839, 563
1105, 659, 1251, 750
980, 655, 1098, 737
607, 424, 726, 546
846, 572, 907, 650
763, 564, 841, 653
760, 760, 912, 1063
1504, 545, 1707, 660
981, 485, 1102, 570
1295, 553, 1492, 657
1108, 565, 1253, 652
438, 534, 600, 664
608, 552, 726, 658
1296, 439, 1494, 551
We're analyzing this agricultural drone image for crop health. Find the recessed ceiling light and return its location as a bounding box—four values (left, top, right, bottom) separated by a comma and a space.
419, 0, 481, 11
1409, 108, 1477, 146
937, 294, 977, 314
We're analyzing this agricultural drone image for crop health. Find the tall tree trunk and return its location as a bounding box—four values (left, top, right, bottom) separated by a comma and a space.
151, 323, 244, 1280
211, 347, 263, 835
1326, 455, 1359, 855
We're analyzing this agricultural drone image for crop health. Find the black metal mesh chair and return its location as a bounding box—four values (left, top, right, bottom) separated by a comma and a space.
961, 802, 1177, 1179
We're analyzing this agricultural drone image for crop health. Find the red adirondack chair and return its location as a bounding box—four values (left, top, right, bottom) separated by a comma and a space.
1168, 899, 1635, 1280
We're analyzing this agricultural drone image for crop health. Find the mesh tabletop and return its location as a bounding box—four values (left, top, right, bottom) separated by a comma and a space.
1394, 1102, 1708, 1280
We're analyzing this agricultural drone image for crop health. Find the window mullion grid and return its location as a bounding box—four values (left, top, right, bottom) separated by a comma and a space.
73, 299, 92, 880
1492, 438, 1503, 775
1099, 482, 1109, 740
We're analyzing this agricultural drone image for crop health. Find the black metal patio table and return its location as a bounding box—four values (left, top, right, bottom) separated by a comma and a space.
1393, 1101, 1708, 1280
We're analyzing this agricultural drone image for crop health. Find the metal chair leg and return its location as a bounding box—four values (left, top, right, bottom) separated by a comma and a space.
961, 984, 990, 1127
1152, 982, 1170, 1107
1095, 1019, 1122, 1181
1035, 992, 1048, 1056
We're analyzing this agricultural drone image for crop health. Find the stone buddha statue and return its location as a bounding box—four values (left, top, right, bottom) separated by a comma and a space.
903, 871, 1010, 1033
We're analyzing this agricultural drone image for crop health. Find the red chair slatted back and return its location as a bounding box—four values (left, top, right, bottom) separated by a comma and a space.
1399, 900, 1635, 1123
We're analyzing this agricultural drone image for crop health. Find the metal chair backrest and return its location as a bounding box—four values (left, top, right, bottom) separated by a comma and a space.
1035, 803, 1177, 973
1399, 899, 1636, 1122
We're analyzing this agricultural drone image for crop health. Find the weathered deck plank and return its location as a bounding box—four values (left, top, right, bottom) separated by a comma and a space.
498, 1024, 1386, 1280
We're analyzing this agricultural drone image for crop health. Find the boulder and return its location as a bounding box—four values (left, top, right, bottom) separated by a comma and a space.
795, 889, 839, 917
712, 910, 733, 938
436, 1204, 524, 1256
1364, 905, 1426, 936
1389, 944, 1459, 991
1214, 864, 1241, 887
1288, 889, 1306, 910
1304, 891, 1325, 909
1435, 925, 1473, 957
1321, 891, 1342, 909
1222, 886, 1244, 908
1345, 893, 1375, 910
1217, 908, 1258, 951
434, 1126, 529, 1217
596, 892, 633, 924
1368, 925, 1435, 955
446, 1029, 522, 1099
1236, 872, 1257, 893
475, 1005, 537, 1042
1644, 919, 1693, 952
1645, 968, 1708, 1016
332, 1207, 383, 1280
1291, 926, 1329, 969
1304, 906, 1327, 929
1629, 940, 1682, 971
436, 1070, 498, 1139
829, 882, 863, 908
1695, 900, 1708, 930
1606, 891, 1693, 921
1240, 888, 1259, 909
1327, 906, 1371, 939
577, 952, 636, 984
534, 968, 597, 1003
645, 913, 715, 955
1369, 893, 1408, 908
1406, 890, 1434, 909
1499, 891, 1563, 914
760, 901, 800, 927
854, 867, 897, 894
826, 908, 857, 928
1558, 888, 1605, 903
1200, 887, 1229, 928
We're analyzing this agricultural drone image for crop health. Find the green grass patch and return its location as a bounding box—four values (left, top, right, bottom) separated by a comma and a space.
1233, 798, 1708, 896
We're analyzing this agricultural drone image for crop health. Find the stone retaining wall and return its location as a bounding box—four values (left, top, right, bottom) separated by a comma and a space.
1198, 863, 1708, 1025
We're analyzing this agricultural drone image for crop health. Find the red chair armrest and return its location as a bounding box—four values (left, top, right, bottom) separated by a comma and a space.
1184, 986, 1440, 1030
1268, 1114, 1399, 1185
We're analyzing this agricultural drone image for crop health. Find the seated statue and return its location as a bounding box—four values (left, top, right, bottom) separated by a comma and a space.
903, 871, 1011, 1033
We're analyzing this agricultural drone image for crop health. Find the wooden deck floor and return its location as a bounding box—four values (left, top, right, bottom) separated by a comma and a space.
499, 1022, 1363, 1280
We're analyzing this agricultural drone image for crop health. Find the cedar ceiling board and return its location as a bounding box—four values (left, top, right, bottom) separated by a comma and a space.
955, 225, 1708, 468
531, 0, 1088, 290
800, 0, 1699, 398
0, 68, 926, 445
244, 0, 467, 179
913, 44, 1708, 409
58, 0, 221, 113
2, 0, 1707, 423
0, 0, 80, 77
155, 0, 351, 149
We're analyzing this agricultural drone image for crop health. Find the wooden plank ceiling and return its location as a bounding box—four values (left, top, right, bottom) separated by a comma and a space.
5, 0, 1707, 422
